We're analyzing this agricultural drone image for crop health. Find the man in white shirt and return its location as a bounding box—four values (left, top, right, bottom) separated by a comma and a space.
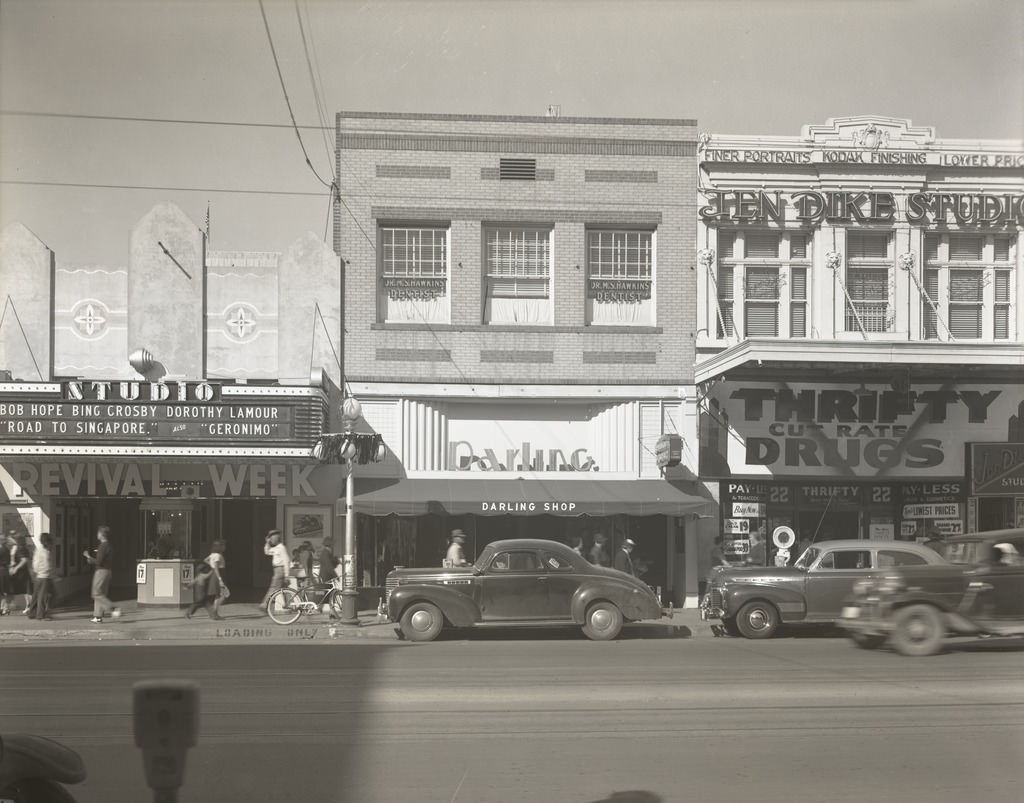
29, 533, 54, 620
259, 529, 290, 614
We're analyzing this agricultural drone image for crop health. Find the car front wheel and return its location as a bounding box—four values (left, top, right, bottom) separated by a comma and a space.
890, 604, 944, 656
582, 601, 623, 641
399, 601, 444, 642
735, 601, 779, 639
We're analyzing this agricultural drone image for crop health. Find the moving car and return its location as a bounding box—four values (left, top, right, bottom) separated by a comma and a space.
699, 539, 946, 639
838, 528, 1024, 656
384, 538, 666, 642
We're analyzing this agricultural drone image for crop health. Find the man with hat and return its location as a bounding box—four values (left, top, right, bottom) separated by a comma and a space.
445, 529, 470, 568
613, 538, 637, 576
260, 529, 290, 614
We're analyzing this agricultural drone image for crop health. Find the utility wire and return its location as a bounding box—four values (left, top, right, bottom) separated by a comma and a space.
258, 0, 333, 190
1, 179, 325, 197
0, 109, 324, 130
295, 0, 337, 181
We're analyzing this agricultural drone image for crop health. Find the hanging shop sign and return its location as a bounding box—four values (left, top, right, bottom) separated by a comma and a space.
970, 443, 1024, 496
655, 434, 683, 468
701, 382, 1018, 479
699, 189, 1024, 226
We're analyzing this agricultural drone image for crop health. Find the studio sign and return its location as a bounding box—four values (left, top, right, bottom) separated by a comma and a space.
65, 380, 221, 402
700, 190, 1024, 226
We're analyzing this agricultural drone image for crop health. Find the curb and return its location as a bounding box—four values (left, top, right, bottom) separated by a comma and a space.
0, 610, 713, 643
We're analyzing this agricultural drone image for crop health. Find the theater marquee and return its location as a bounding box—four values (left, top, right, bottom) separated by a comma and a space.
0, 380, 326, 457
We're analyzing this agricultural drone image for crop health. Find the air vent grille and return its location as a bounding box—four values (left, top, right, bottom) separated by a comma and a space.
499, 158, 537, 180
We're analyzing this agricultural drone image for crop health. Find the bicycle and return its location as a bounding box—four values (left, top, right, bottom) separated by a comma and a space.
266, 579, 342, 625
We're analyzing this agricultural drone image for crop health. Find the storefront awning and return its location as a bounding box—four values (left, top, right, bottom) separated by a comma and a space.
352, 477, 711, 517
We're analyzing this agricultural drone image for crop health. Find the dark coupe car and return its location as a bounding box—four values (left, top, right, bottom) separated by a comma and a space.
700, 539, 947, 639
838, 528, 1024, 656
385, 538, 666, 642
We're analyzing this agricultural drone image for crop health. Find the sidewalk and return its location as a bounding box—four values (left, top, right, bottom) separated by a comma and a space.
0, 601, 711, 643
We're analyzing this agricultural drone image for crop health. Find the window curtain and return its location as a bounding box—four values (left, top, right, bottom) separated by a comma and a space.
588, 297, 653, 325
485, 297, 550, 324
384, 295, 450, 324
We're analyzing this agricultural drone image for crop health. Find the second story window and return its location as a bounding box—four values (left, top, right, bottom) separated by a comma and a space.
923, 233, 1016, 340
379, 226, 450, 324
715, 231, 810, 339
586, 229, 654, 326
484, 227, 551, 324
845, 232, 892, 333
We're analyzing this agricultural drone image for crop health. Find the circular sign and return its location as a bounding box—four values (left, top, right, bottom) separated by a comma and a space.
772, 526, 796, 549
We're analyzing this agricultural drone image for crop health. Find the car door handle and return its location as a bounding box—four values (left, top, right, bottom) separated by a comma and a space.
537, 576, 549, 582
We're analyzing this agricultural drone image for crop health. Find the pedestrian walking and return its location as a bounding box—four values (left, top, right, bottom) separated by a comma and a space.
296, 541, 314, 587
28, 532, 55, 620
0, 533, 15, 615
7, 533, 33, 615
444, 529, 469, 568
613, 538, 637, 576
317, 537, 339, 584
259, 529, 289, 615
709, 535, 730, 567
589, 533, 610, 567
84, 525, 121, 623
186, 539, 228, 620
746, 529, 766, 567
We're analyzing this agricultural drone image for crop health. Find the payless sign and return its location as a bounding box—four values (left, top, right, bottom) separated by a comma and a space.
702, 382, 1016, 479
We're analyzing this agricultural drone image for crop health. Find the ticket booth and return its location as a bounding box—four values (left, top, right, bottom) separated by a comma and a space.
136, 499, 198, 607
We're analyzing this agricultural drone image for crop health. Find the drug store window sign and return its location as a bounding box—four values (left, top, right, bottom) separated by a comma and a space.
700, 381, 1018, 479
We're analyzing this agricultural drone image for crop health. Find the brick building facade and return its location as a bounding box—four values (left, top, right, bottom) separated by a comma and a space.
334, 111, 711, 606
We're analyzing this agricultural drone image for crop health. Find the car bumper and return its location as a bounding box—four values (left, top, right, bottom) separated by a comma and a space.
837, 601, 893, 637
698, 596, 725, 621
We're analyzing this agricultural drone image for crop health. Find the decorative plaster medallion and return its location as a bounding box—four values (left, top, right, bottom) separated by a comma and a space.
71, 300, 109, 339
224, 303, 259, 343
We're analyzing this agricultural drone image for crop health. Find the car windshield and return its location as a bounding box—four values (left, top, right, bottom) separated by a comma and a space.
473, 544, 496, 572
938, 540, 986, 565
794, 547, 819, 569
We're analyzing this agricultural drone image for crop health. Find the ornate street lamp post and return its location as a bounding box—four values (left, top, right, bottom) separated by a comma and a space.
309, 395, 386, 626
338, 396, 362, 625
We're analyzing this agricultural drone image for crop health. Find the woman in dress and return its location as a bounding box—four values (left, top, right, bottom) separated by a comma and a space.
7, 534, 33, 615
0, 533, 12, 615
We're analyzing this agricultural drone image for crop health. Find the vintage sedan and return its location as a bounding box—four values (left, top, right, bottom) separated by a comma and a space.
700, 539, 946, 639
385, 538, 666, 642
838, 528, 1024, 656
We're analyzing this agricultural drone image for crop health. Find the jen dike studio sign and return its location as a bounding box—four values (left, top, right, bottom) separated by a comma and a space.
701, 382, 1021, 479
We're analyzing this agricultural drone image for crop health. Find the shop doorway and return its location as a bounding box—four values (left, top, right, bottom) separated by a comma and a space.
798, 510, 861, 544
977, 497, 1016, 531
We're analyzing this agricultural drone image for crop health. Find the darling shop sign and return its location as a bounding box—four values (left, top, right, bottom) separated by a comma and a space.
702, 382, 1019, 479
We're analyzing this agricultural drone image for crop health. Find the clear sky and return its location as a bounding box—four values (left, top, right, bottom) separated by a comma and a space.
2, 0, 1022, 267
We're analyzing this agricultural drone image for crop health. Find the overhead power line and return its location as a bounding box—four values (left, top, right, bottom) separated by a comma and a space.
257, 0, 333, 190
1, 179, 326, 197
0, 109, 326, 130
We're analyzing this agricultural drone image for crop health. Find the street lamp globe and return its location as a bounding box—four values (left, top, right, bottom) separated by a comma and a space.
341, 396, 362, 427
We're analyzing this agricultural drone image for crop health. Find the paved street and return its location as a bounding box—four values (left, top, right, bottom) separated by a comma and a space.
4, 633, 1023, 803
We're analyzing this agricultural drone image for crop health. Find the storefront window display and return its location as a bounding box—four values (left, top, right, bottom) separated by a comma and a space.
718, 480, 966, 564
